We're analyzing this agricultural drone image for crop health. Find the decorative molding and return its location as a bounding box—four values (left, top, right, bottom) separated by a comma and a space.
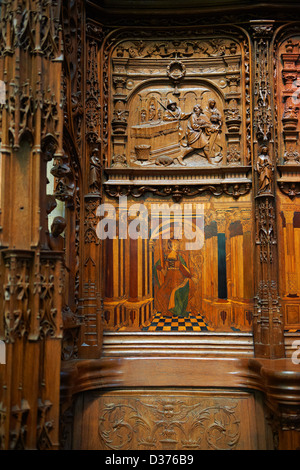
278, 181, 300, 199
104, 181, 251, 203
104, 165, 252, 201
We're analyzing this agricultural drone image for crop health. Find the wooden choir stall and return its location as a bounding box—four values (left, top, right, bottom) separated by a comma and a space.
0, 0, 300, 451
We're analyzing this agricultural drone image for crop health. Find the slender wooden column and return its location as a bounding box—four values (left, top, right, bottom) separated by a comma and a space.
78, 19, 102, 357
250, 20, 285, 358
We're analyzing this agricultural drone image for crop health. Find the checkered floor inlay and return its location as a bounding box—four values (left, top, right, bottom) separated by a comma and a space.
142, 315, 300, 333
142, 313, 210, 332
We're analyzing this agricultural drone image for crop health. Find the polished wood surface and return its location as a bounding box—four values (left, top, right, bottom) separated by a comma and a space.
0, 0, 300, 451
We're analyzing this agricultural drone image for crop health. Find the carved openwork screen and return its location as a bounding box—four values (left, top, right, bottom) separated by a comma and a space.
101, 26, 254, 334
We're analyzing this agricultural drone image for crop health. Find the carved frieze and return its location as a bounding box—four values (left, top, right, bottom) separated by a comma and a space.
104, 181, 251, 203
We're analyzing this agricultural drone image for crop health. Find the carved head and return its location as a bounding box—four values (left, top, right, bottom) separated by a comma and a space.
167, 99, 177, 110
51, 216, 66, 237
208, 98, 216, 108
163, 404, 174, 419
193, 105, 202, 115
260, 145, 269, 155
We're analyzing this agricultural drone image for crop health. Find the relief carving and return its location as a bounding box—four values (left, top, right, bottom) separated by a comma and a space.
0, 1, 62, 58
2, 254, 31, 342
103, 28, 250, 193
256, 145, 274, 195
99, 397, 240, 450
127, 92, 226, 168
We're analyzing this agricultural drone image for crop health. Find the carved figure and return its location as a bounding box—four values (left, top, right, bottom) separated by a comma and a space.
205, 98, 222, 127
46, 194, 57, 215
48, 216, 66, 251
256, 145, 273, 193
89, 147, 101, 192
162, 99, 191, 122
205, 98, 223, 156
148, 102, 156, 121
181, 105, 220, 164
140, 109, 147, 123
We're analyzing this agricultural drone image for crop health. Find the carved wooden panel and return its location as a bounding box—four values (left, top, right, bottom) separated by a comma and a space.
103, 26, 252, 198
73, 389, 273, 450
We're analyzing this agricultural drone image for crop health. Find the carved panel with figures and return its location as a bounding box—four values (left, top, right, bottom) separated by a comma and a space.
103, 26, 251, 197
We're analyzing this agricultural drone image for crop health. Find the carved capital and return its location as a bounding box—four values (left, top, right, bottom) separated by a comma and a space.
250, 20, 275, 39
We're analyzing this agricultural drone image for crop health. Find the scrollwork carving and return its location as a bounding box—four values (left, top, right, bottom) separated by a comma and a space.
99, 397, 240, 450
37, 398, 54, 450
278, 181, 300, 200
34, 257, 64, 340
104, 181, 251, 203
86, 38, 101, 145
